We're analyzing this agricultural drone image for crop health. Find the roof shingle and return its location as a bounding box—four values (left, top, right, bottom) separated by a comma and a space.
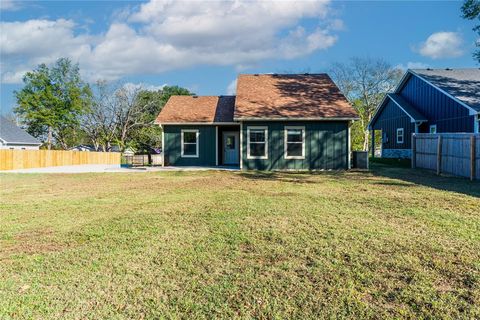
234, 74, 359, 120
155, 95, 235, 124
0, 116, 41, 145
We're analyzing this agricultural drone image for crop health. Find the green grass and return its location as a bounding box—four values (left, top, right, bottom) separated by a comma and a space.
0, 165, 479, 319
369, 157, 411, 168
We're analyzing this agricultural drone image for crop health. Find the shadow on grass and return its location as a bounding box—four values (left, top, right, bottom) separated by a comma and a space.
238, 164, 480, 198
369, 163, 480, 198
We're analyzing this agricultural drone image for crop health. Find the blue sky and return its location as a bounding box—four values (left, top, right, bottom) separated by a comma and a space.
1, 0, 478, 114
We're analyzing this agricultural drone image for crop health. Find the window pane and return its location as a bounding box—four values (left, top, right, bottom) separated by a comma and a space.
184, 132, 197, 143
226, 136, 235, 149
250, 130, 265, 142
249, 143, 265, 157
287, 143, 302, 157
184, 143, 197, 155
287, 129, 303, 142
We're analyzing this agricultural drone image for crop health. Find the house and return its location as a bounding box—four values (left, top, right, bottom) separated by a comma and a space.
155, 74, 359, 170
69, 144, 97, 152
0, 116, 42, 150
368, 68, 480, 158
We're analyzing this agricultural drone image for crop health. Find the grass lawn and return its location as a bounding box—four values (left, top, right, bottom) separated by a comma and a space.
1, 165, 479, 319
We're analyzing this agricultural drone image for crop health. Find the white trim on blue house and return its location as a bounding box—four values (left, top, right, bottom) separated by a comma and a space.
246, 126, 268, 160
181, 129, 199, 158
284, 126, 306, 160
235, 117, 359, 122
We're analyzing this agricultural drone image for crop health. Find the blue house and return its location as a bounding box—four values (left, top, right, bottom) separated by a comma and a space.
368, 68, 480, 158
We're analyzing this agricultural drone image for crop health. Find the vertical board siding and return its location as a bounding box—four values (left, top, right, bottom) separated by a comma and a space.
163, 125, 217, 166
0, 150, 120, 171
241, 121, 348, 170
400, 75, 475, 133
371, 99, 415, 149
414, 133, 480, 179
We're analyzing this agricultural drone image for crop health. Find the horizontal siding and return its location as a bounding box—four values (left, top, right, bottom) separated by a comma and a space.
400, 75, 475, 133
163, 125, 216, 166
241, 121, 348, 170
372, 99, 415, 150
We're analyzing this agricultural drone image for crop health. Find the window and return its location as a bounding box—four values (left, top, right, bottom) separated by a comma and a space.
396, 128, 404, 144
284, 126, 305, 159
181, 129, 199, 157
247, 126, 268, 159
429, 125, 437, 134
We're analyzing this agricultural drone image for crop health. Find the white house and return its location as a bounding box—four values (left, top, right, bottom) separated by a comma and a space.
0, 116, 42, 150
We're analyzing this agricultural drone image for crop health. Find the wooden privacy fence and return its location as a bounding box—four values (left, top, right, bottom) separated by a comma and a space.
0, 149, 121, 171
122, 154, 163, 167
412, 133, 480, 180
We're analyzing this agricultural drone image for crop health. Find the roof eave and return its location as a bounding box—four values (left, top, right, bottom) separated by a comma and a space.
234, 116, 360, 121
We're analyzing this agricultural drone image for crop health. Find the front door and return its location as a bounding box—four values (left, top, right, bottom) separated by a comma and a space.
223, 132, 239, 165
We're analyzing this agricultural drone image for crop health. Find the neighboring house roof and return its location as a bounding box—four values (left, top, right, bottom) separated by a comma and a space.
0, 116, 41, 145
408, 68, 480, 113
155, 95, 235, 124
368, 93, 428, 129
68, 144, 96, 151
234, 74, 359, 120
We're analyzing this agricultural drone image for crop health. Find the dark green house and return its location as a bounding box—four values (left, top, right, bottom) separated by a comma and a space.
156, 74, 359, 170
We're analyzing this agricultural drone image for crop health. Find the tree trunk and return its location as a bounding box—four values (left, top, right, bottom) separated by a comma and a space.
47, 126, 52, 150
363, 129, 369, 152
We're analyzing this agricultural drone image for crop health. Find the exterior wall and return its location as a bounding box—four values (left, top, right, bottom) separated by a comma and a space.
382, 149, 411, 159
400, 74, 475, 133
0, 143, 40, 150
241, 121, 348, 170
163, 125, 217, 166
371, 99, 415, 150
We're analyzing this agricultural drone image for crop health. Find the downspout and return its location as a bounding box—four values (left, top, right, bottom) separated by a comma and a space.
475, 114, 479, 134
160, 124, 165, 167
348, 121, 352, 169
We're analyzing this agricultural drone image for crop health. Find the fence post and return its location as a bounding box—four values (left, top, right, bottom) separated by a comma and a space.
436, 135, 442, 175
471, 135, 476, 181
411, 134, 416, 169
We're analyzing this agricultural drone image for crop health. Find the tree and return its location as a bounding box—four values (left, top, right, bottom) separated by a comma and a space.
81, 81, 119, 151
15, 58, 92, 149
81, 82, 192, 152
461, 0, 480, 63
127, 86, 193, 152
330, 58, 403, 151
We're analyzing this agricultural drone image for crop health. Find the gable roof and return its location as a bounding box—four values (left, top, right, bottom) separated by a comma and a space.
408, 68, 480, 113
369, 93, 427, 129
234, 74, 359, 120
155, 95, 235, 124
0, 116, 41, 145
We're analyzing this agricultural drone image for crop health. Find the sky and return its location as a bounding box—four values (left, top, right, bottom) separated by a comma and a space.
1, 0, 479, 115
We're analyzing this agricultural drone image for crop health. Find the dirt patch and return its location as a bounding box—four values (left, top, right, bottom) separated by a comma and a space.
0, 229, 66, 260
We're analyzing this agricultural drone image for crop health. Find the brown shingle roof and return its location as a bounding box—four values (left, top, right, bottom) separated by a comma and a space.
234, 74, 359, 120
155, 95, 235, 124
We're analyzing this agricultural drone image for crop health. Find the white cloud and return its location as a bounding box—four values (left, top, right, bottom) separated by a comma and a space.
226, 79, 237, 95
1, 0, 341, 84
0, 0, 21, 11
123, 82, 167, 92
417, 32, 463, 59
395, 62, 429, 71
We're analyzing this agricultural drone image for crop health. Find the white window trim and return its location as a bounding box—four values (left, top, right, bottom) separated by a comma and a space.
396, 128, 404, 144
247, 126, 268, 159
429, 124, 437, 134
284, 126, 305, 159
181, 129, 199, 158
